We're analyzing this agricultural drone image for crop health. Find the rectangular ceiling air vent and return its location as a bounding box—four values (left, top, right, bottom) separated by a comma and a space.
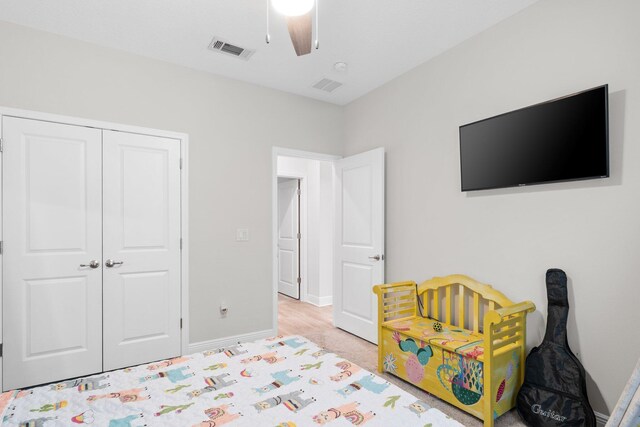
312, 78, 343, 93
208, 37, 255, 61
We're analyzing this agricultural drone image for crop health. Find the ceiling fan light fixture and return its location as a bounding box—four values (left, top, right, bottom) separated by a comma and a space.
272, 0, 314, 17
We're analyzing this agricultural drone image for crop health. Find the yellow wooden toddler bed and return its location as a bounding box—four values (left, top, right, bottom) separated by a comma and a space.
373, 274, 535, 427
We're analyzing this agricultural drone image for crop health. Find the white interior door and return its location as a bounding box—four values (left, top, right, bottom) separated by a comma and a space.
334, 148, 385, 343
102, 130, 181, 371
2, 117, 103, 390
278, 179, 300, 299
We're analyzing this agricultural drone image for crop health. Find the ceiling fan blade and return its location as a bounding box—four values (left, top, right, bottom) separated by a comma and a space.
286, 12, 312, 56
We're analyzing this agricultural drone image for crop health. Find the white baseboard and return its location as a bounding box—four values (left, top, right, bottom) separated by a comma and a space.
595, 410, 609, 427
187, 329, 276, 354
306, 295, 332, 307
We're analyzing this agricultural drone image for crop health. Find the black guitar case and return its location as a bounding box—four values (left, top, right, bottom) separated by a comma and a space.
516, 269, 596, 426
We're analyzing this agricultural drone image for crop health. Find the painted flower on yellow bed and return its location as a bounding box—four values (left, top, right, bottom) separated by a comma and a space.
383, 353, 397, 373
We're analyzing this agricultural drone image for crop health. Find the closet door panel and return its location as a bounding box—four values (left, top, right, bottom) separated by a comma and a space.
2, 117, 103, 390
102, 131, 181, 371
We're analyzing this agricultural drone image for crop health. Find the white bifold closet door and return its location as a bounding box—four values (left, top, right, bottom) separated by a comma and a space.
3, 117, 104, 390
2, 118, 182, 390
102, 130, 181, 371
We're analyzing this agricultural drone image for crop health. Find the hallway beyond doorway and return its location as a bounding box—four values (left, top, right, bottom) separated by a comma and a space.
277, 293, 332, 336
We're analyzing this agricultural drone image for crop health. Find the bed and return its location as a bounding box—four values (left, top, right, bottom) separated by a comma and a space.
0, 335, 462, 426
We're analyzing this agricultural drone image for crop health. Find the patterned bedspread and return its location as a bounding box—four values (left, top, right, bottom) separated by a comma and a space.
0, 335, 463, 426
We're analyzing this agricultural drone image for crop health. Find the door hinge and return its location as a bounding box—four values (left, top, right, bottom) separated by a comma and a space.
0, 241, 3, 255
0, 343, 3, 357
297, 232, 301, 240
180, 318, 183, 329
0, 137, 3, 152
296, 277, 301, 285
180, 158, 183, 170
296, 188, 301, 196
180, 238, 183, 250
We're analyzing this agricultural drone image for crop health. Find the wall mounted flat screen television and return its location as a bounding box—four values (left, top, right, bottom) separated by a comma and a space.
459, 85, 609, 191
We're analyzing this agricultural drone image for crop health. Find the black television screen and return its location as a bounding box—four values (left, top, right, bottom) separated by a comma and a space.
459, 85, 609, 191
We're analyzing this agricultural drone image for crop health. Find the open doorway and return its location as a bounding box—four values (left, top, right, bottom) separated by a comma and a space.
272, 148, 340, 336
272, 147, 386, 344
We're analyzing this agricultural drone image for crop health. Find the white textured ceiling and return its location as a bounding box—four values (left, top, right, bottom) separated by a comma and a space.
0, 0, 537, 105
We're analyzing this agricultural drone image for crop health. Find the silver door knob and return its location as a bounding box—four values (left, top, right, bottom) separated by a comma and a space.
368, 255, 383, 261
80, 260, 100, 269
105, 259, 124, 268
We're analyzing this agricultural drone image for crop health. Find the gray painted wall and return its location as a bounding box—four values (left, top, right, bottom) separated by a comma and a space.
2, 0, 639, 414
0, 20, 344, 343
344, 0, 639, 413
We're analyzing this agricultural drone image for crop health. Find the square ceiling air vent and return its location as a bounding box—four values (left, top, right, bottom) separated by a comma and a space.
208, 37, 255, 61
312, 78, 343, 93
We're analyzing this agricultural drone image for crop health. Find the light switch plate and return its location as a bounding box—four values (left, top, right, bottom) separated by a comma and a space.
236, 228, 249, 242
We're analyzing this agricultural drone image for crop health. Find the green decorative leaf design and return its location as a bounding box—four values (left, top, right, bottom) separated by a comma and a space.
294, 348, 309, 356
301, 362, 323, 370
383, 395, 401, 409
165, 384, 190, 394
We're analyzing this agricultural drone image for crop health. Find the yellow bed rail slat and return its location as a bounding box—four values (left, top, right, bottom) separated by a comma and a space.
432, 289, 439, 320
473, 292, 480, 333
445, 287, 452, 324
458, 284, 466, 329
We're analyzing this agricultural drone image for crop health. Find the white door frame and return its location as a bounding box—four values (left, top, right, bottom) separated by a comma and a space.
0, 106, 190, 388
271, 147, 341, 332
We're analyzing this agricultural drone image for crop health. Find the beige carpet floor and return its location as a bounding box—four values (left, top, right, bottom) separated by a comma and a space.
278, 294, 526, 427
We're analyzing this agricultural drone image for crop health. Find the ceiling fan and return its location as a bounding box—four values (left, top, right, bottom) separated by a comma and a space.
266, 0, 319, 56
